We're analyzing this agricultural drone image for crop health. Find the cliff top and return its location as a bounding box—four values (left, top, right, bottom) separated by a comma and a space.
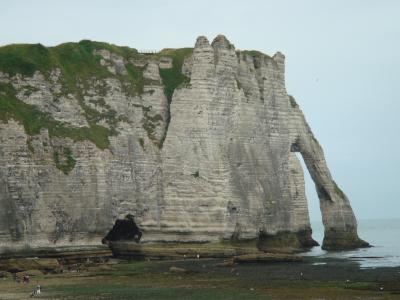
0, 36, 275, 153
0, 37, 274, 79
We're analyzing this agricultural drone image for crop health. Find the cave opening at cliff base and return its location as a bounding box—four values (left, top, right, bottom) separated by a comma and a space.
102, 214, 142, 245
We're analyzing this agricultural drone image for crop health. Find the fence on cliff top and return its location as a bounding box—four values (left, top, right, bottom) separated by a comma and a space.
138, 50, 158, 54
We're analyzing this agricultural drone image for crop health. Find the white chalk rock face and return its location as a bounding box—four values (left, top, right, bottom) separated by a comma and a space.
0, 36, 368, 254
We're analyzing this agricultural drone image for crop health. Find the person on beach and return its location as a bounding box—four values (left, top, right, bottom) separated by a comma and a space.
30, 284, 41, 297
23, 275, 30, 284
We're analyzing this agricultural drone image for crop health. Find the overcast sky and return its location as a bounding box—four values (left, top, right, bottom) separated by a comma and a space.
1, 0, 399, 221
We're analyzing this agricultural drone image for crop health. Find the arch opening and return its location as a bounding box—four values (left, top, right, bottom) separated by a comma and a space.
295, 152, 324, 246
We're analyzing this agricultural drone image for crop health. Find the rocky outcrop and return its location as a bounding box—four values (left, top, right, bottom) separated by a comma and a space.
0, 35, 367, 256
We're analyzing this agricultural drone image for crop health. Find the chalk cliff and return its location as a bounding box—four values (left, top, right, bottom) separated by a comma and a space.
0, 35, 368, 255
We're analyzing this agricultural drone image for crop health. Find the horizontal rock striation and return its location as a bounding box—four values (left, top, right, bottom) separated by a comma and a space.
0, 35, 367, 256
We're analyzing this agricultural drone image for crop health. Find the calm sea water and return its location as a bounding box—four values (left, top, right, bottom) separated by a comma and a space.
305, 218, 400, 268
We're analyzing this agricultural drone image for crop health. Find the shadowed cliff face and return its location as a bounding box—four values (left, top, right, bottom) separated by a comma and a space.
0, 35, 367, 254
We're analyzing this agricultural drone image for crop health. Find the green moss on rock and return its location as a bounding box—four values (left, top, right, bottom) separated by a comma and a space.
158, 48, 192, 103
53, 146, 76, 174
322, 228, 370, 250
241, 50, 271, 60
78, 40, 139, 61
0, 82, 111, 150
125, 63, 145, 95
142, 113, 163, 148
258, 229, 318, 252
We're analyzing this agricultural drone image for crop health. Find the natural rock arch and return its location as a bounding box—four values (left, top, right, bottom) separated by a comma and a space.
289, 99, 369, 250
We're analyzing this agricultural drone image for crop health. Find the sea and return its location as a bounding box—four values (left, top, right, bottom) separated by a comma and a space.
305, 218, 400, 268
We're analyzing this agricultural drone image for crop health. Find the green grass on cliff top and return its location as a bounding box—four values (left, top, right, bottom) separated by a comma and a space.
0, 41, 193, 151
157, 48, 192, 103
0, 41, 192, 100
0, 40, 148, 98
0, 40, 138, 78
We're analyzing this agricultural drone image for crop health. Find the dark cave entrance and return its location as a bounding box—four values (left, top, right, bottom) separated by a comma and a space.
102, 214, 142, 245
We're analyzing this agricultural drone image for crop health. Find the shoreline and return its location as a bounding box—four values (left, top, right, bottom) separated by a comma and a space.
1, 251, 400, 299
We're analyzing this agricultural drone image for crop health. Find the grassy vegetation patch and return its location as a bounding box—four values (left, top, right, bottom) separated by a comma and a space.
125, 63, 145, 95
0, 40, 129, 86
158, 48, 192, 103
0, 41, 193, 153
45, 284, 264, 300
142, 112, 163, 148
0, 257, 397, 300
240, 50, 272, 60
0, 82, 111, 150
78, 39, 139, 61
78, 40, 148, 97
53, 146, 76, 174
0, 40, 139, 150
52, 43, 109, 93
0, 39, 145, 97
0, 43, 53, 77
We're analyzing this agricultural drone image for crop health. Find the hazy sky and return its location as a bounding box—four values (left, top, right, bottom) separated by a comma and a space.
1, 0, 399, 221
